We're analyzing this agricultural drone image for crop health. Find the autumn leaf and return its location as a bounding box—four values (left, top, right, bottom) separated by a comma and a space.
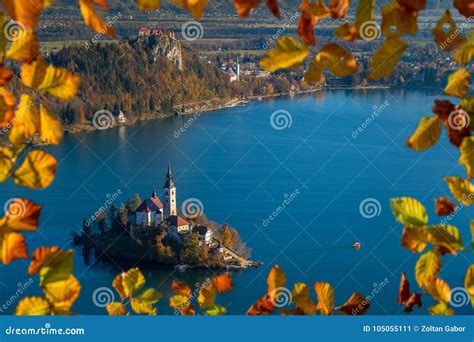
130, 288, 161, 315
121, 268, 146, 297
298, 14, 316, 46
435, 197, 457, 216
169, 294, 189, 309
171, 280, 191, 297
260, 36, 310, 72
454, 0, 474, 18
354, 0, 375, 30
368, 37, 408, 80
444, 176, 474, 205
406, 116, 442, 151
335, 23, 357, 42
267, 264, 286, 293
37, 249, 74, 285
0, 0, 43, 29
246, 294, 276, 315
426, 278, 451, 304
5, 29, 40, 63
79, 0, 116, 38
0, 148, 14, 182
112, 273, 127, 299
381, 2, 418, 38
0, 198, 42, 232
233, 0, 260, 18
15, 296, 50, 315
465, 265, 474, 308
301, 0, 330, 19
432, 11, 467, 52
291, 282, 316, 315
404, 292, 422, 313
397, 272, 410, 304
106, 302, 128, 315
459, 137, 474, 179
454, 31, 474, 65
13, 94, 39, 138
136, 0, 161, 11
204, 304, 227, 315
398, 0, 426, 12
12, 150, 58, 189
213, 274, 233, 293
428, 302, 454, 315
415, 250, 440, 289
329, 0, 350, 19
265, 0, 281, 18
39, 106, 63, 145
197, 283, 216, 308
401, 226, 429, 253
390, 197, 428, 226
433, 99, 455, 121
172, 0, 208, 20
28, 246, 60, 275
0, 231, 28, 264
42, 275, 81, 313
314, 282, 334, 315
428, 224, 464, 256
336, 292, 370, 315
445, 69, 470, 98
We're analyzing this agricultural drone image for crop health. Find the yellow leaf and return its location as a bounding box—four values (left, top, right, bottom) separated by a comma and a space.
197, 283, 216, 308
428, 302, 455, 316
39, 106, 63, 145
260, 36, 310, 72
454, 31, 474, 65
0, 0, 43, 29
316, 43, 358, 77
444, 176, 474, 205
204, 304, 227, 315
401, 226, 429, 253
471, 220, 474, 251
106, 302, 128, 315
368, 37, 408, 80
465, 265, 474, 308
79, 0, 116, 38
169, 294, 190, 309
0, 148, 13, 182
459, 137, 474, 179
5, 29, 40, 63
415, 250, 440, 289
0, 231, 27, 264
314, 282, 334, 315
354, 0, 375, 30
171, 0, 208, 20
136, 0, 161, 11
426, 278, 451, 303
0, 198, 42, 232
432, 10, 467, 52
38, 249, 74, 285
0, 14, 7, 56
15, 296, 50, 315
406, 116, 442, 151
42, 275, 81, 313
130, 298, 157, 315
135, 288, 162, 304
13, 150, 58, 189
112, 273, 127, 299
13, 94, 39, 137
267, 264, 286, 294
428, 224, 464, 255
122, 268, 146, 297
390, 197, 428, 226
292, 283, 316, 315
445, 69, 470, 98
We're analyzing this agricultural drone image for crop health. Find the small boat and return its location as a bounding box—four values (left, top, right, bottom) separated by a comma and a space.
352, 242, 361, 250
175, 264, 189, 272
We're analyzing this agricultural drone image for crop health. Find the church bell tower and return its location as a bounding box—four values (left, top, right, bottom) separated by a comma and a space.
163, 163, 177, 218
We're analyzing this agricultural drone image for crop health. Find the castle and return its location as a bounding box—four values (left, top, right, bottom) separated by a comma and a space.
134, 164, 212, 243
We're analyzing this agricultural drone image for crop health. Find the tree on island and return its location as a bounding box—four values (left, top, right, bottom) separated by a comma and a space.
180, 233, 201, 265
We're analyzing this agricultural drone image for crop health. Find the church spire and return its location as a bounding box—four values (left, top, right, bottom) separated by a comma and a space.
151, 188, 157, 198
164, 163, 174, 188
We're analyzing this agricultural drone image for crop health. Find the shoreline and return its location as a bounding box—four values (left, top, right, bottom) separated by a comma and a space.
64, 85, 392, 135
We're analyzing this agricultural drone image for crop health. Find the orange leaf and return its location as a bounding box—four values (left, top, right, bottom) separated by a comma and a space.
28, 246, 60, 275
397, 272, 410, 304
12, 150, 58, 189
0, 0, 43, 29
336, 292, 370, 315
0, 198, 42, 232
213, 274, 233, 293
171, 280, 192, 297
398, 0, 426, 12
298, 14, 316, 46
404, 292, 422, 313
454, 0, 474, 18
335, 23, 357, 42
79, 0, 116, 38
0, 231, 28, 264
381, 2, 418, 38
267, 264, 286, 294
233, 0, 260, 18
246, 294, 276, 315
265, 0, 281, 18
329, 0, 350, 19
435, 197, 457, 216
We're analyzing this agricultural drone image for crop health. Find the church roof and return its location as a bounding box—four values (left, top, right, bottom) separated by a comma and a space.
163, 163, 175, 188
166, 215, 189, 227
136, 197, 163, 213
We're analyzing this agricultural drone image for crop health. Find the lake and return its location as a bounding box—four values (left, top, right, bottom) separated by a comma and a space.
1, 89, 473, 315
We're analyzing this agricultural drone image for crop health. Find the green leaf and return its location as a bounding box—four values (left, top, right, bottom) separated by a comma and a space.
415, 250, 441, 289
390, 197, 428, 226
39, 250, 74, 286
406, 116, 442, 151
204, 304, 227, 316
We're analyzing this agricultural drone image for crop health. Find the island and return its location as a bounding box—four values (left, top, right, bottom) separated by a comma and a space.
73, 164, 258, 270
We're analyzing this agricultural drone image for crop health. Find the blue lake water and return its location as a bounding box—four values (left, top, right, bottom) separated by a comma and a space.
1, 89, 473, 315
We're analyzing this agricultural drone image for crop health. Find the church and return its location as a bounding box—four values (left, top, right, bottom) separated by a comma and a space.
134, 164, 210, 242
